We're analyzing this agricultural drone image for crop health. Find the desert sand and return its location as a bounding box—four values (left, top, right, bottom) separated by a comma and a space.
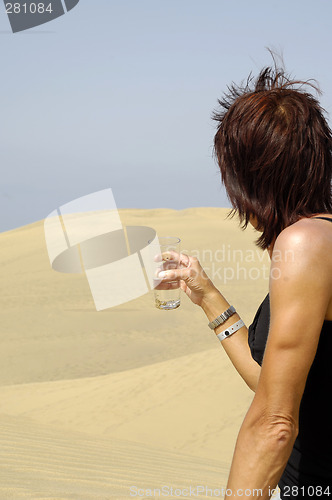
0, 208, 270, 499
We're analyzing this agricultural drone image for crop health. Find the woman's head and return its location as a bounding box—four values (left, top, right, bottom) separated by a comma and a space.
213, 63, 332, 249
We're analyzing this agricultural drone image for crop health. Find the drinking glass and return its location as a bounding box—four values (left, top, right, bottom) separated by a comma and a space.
149, 236, 181, 310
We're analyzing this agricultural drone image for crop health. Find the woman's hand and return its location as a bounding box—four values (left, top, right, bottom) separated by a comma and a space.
155, 251, 261, 392
155, 251, 218, 307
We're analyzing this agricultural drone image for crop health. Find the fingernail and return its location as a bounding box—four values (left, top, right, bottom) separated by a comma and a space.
158, 271, 167, 278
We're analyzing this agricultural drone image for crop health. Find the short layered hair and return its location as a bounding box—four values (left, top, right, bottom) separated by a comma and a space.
213, 65, 332, 250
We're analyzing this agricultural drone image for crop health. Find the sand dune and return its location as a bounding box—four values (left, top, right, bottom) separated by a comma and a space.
0, 348, 253, 464
0, 208, 268, 385
0, 208, 269, 498
0, 415, 228, 499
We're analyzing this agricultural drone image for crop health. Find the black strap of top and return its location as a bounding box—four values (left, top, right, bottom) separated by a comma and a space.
312, 216, 332, 222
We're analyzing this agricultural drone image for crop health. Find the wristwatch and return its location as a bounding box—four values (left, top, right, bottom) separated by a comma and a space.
208, 305, 236, 330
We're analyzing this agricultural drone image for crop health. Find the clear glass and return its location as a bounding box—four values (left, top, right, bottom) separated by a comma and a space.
148, 236, 181, 310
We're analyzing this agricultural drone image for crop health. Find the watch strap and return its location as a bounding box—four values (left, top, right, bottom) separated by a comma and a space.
208, 305, 236, 330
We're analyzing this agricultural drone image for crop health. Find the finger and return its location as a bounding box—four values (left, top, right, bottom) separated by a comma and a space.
179, 253, 191, 268
158, 260, 179, 271
158, 266, 195, 282
153, 261, 178, 281
153, 250, 179, 263
154, 280, 180, 291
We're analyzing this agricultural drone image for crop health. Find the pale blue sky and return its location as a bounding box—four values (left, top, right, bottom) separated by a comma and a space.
1, 0, 332, 231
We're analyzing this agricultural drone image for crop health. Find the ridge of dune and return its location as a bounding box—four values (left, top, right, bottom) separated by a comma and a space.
2, 207, 230, 235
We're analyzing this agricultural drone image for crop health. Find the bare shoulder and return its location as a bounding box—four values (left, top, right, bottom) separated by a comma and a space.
273, 216, 332, 265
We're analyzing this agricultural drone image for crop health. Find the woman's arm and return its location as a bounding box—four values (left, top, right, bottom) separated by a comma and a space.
201, 290, 261, 392
225, 223, 331, 499
158, 255, 261, 391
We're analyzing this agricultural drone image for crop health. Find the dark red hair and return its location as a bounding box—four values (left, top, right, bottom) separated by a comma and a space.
213, 64, 332, 249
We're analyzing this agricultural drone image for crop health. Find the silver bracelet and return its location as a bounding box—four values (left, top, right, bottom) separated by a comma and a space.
208, 305, 236, 330
216, 319, 245, 342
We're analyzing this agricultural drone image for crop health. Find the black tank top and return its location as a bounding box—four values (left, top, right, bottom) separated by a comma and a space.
248, 217, 332, 498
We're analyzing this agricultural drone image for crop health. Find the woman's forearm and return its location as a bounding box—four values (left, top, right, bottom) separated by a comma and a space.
225, 405, 297, 499
201, 289, 261, 392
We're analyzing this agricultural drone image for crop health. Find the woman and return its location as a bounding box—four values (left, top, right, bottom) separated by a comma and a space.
158, 63, 332, 498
